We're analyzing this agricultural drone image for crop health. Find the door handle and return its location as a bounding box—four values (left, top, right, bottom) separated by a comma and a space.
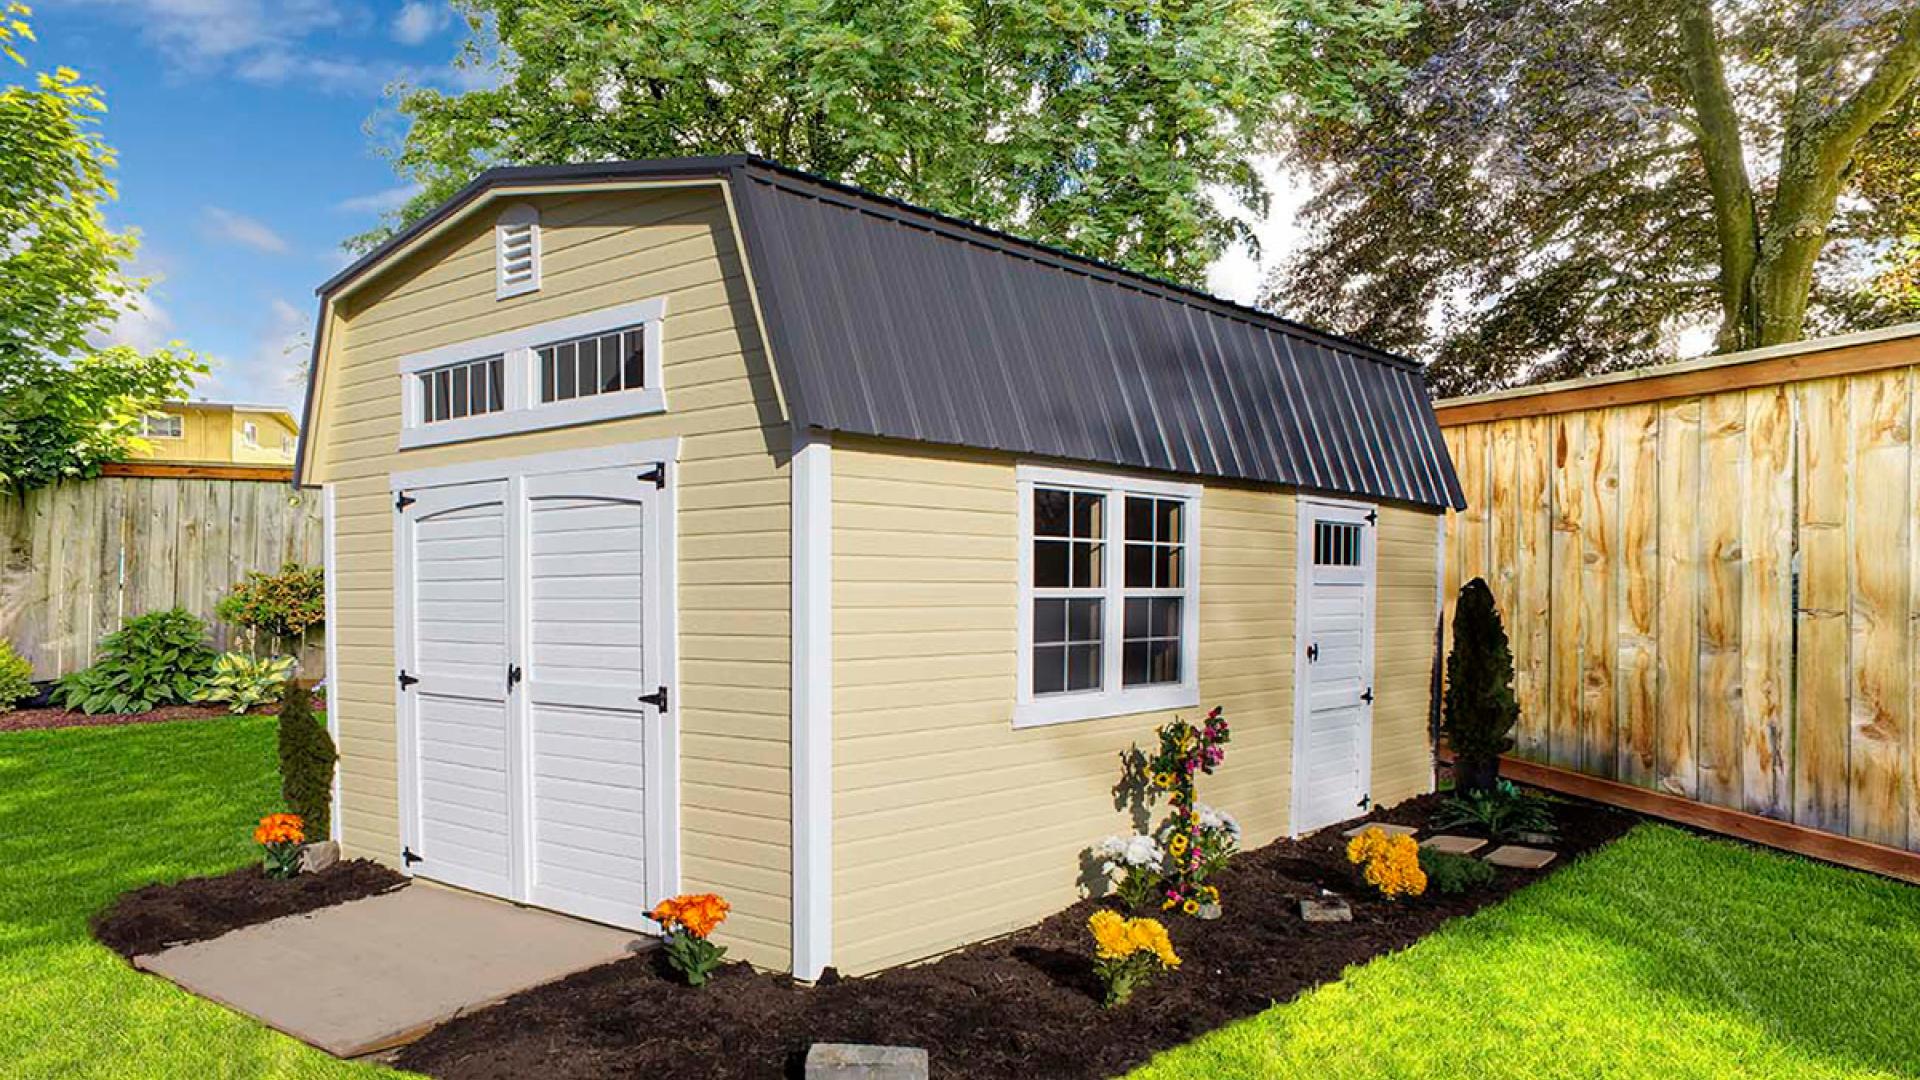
507, 664, 522, 690
1306, 643, 1318, 662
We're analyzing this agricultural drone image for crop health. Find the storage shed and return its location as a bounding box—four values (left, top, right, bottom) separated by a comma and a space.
296, 156, 1464, 979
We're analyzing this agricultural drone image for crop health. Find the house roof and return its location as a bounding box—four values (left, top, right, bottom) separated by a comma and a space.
305, 157, 1462, 510
164, 401, 300, 430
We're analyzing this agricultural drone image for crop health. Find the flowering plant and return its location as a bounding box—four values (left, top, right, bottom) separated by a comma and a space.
1090, 833, 1165, 909
1087, 910, 1180, 1007
1140, 707, 1232, 914
253, 812, 305, 879
1346, 826, 1427, 899
650, 893, 731, 985
1188, 803, 1241, 879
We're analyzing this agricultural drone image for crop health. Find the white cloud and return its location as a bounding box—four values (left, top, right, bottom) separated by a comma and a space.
88, 290, 176, 353
1205, 155, 1311, 309
192, 298, 312, 409
203, 206, 291, 254
336, 182, 423, 216
392, 1, 449, 45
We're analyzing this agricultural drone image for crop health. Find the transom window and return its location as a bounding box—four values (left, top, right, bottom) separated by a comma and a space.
418, 355, 505, 424
1314, 520, 1363, 566
1018, 466, 1200, 728
538, 325, 646, 404
144, 413, 183, 439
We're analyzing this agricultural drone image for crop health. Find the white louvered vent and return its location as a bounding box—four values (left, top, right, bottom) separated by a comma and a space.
495, 204, 541, 298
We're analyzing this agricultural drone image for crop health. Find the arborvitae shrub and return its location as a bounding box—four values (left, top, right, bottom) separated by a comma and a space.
277, 681, 337, 840
1442, 577, 1520, 792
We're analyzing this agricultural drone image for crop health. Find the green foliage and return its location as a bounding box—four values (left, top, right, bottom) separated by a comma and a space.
215, 562, 325, 642
0, 5, 204, 493
1431, 780, 1557, 843
195, 652, 294, 715
659, 930, 727, 987
276, 681, 336, 840
0, 638, 32, 713
1417, 847, 1496, 895
52, 609, 215, 715
366, 0, 1419, 287
1442, 578, 1519, 789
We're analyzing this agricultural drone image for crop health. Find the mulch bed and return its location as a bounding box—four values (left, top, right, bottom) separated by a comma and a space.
92, 860, 408, 958
394, 792, 1635, 1080
1, 702, 277, 734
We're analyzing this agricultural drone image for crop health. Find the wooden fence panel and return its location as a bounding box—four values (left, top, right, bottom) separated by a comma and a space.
1438, 338, 1920, 855
0, 475, 324, 682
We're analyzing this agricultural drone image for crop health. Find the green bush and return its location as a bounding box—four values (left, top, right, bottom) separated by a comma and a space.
196, 652, 294, 715
1443, 577, 1520, 791
53, 609, 216, 715
1418, 847, 1497, 895
1432, 779, 1557, 842
0, 640, 33, 713
277, 681, 336, 839
216, 562, 325, 643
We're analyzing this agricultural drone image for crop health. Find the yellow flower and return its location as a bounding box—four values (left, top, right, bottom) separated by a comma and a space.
1125, 917, 1181, 968
1153, 772, 1174, 790
1348, 828, 1426, 898
1168, 834, 1189, 855
1088, 909, 1135, 960
1181, 898, 1201, 915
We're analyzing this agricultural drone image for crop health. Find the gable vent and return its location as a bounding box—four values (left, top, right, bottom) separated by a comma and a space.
495, 204, 541, 298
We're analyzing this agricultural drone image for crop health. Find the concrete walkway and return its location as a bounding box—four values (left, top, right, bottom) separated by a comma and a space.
136, 884, 647, 1057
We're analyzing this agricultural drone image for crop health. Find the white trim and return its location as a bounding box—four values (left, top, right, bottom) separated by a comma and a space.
1013, 463, 1203, 729
1289, 496, 1379, 835
397, 297, 669, 450
1432, 513, 1447, 796
389, 437, 682, 491
322, 484, 342, 845
790, 433, 833, 981
494, 203, 541, 299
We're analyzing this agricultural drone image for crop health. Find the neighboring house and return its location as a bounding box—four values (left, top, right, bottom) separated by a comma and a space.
295, 157, 1464, 980
134, 401, 300, 467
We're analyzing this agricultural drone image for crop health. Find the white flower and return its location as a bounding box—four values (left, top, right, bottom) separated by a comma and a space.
1196, 803, 1241, 839
1093, 833, 1164, 871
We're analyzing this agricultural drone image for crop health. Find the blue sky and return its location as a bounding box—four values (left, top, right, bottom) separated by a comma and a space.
29, 0, 486, 409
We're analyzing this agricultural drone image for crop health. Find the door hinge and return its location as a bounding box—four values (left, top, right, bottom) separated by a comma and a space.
1306, 642, 1319, 663
402, 846, 424, 866
507, 663, 522, 690
639, 686, 669, 712
395, 491, 416, 511
637, 464, 667, 489
1357, 794, 1372, 810
1364, 509, 1377, 525
1361, 687, 1374, 703
398, 670, 419, 688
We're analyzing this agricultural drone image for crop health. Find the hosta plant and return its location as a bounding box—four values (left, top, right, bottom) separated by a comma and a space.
651, 893, 730, 986
1088, 910, 1181, 1007
1090, 833, 1165, 910
197, 652, 295, 715
1347, 826, 1427, 899
254, 812, 306, 880
53, 609, 216, 715
0, 639, 32, 713
1432, 779, 1557, 842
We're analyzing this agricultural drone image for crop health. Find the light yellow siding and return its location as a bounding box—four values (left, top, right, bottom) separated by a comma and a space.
134, 404, 298, 466
829, 437, 1441, 975
306, 185, 793, 970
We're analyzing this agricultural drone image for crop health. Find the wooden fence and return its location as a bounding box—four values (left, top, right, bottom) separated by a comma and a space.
0, 466, 325, 682
1438, 324, 1920, 856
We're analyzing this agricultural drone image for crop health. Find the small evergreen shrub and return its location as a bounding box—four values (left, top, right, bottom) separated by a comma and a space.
0, 640, 33, 713
216, 562, 325, 643
277, 682, 337, 839
1418, 847, 1497, 895
53, 609, 217, 715
197, 652, 295, 714
1443, 578, 1520, 791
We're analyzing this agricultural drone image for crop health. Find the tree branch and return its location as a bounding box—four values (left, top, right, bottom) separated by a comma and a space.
1675, 0, 1760, 350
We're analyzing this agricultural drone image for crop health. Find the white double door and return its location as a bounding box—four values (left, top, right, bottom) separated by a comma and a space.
1292, 499, 1378, 835
395, 455, 671, 930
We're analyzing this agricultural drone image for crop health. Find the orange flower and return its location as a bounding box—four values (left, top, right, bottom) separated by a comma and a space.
651, 892, 730, 939
253, 812, 305, 847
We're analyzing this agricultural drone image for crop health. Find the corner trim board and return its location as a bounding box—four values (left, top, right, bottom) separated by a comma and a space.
323, 483, 342, 844
791, 433, 833, 980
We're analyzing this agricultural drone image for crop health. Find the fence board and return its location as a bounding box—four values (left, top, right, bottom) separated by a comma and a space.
1579, 409, 1619, 777
1848, 369, 1911, 848
1742, 385, 1794, 819
1798, 377, 1852, 834
1549, 413, 1586, 769
0, 475, 325, 682
1656, 398, 1701, 798
1698, 392, 1746, 808
1617, 403, 1660, 786
1513, 414, 1553, 761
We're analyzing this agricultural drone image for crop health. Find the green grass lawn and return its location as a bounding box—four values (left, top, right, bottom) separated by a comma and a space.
1132, 822, 1920, 1079
0, 716, 388, 1079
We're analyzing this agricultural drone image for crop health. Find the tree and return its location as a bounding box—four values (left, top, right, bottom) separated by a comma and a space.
1442, 578, 1518, 793
0, 3, 203, 491
364, 0, 1420, 287
1267, 0, 1920, 394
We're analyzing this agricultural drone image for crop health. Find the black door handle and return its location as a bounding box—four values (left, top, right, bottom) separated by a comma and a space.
507, 664, 522, 689
1306, 643, 1318, 662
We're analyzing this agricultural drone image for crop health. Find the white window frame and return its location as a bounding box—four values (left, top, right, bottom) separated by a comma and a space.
495, 203, 541, 299
241, 421, 259, 447
1014, 464, 1202, 729
397, 297, 669, 450
144, 413, 183, 439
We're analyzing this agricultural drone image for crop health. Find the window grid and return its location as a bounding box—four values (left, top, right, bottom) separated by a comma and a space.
419, 355, 505, 425
538, 326, 647, 405
144, 414, 183, 439
1123, 495, 1186, 687
1032, 486, 1106, 695
1314, 520, 1363, 567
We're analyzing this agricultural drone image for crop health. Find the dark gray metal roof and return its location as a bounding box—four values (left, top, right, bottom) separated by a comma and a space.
305, 157, 1462, 509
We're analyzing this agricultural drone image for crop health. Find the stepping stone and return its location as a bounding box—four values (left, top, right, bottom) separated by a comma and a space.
1419, 834, 1486, 856
1341, 822, 1418, 839
1515, 830, 1557, 846
1484, 845, 1556, 869
1299, 896, 1352, 923
807, 1043, 929, 1080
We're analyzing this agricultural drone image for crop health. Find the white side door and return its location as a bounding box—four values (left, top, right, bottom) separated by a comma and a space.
521, 466, 667, 929
1292, 499, 1377, 834
396, 480, 518, 898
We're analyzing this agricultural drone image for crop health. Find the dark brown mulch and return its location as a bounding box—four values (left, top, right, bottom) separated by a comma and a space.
0, 702, 277, 734
91, 860, 408, 958
394, 792, 1635, 1080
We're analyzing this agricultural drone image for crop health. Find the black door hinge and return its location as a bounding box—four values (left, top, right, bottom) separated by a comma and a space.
1357, 794, 1371, 810
1306, 642, 1319, 663
396, 491, 416, 511
1361, 687, 1374, 703
639, 686, 669, 712
403, 846, 424, 866
507, 663, 522, 690
398, 670, 419, 688
637, 464, 667, 489
1364, 509, 1378, 525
